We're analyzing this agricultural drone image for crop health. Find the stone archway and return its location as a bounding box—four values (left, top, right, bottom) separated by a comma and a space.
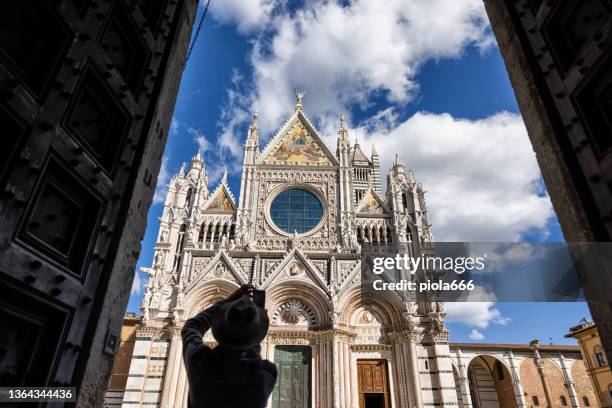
339, 285, 409, 408
265, 280, 331, 408
467, 355, 518, 408
520, 357, 573, 408
159, 279, 241, 408
570, 359, 599, 408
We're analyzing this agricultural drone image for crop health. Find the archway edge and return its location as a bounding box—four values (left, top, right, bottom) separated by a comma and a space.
266, 279, 331, 326
183, 279, 240, 318
338, 284, 405, 329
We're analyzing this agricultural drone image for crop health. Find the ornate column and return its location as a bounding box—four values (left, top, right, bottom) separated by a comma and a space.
333, 332, 355, 408
393, 335, 410, 408
199, 221, 208, 249
456, 349, 474, 408
507, 350, 527, 408
408, 333, 424, 408
430, 332, 458, 407
333, 334, 342, 408
159, 329, 183, 407
559, 352, 580, 408
343, 341, 353, 408
121, 327, 170, 407
530, 340, 554, 408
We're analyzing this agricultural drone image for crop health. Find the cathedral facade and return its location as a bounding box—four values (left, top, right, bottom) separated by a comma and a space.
117, 97, 597, 408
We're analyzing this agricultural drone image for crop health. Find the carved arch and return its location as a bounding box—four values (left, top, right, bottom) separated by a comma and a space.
183, 279, 240, 319
338, 285, 404, 330
266, 280, 331, 327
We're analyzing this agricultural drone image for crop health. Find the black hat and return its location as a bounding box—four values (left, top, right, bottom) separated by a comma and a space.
211, 297, 269, 350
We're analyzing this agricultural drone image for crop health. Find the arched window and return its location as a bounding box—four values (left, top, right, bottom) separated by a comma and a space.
560, 396, 567, 406
212, 224, 221, 243
185, 188, 193, 209
198, 224, 205, 244
594, 346, 607, 367
583, 396, 590, 407
173, 224, 187, 272
229, 224, 236, 241
402, 193, 408, 210
532, 396, 539, 406
406, 226, 413, 242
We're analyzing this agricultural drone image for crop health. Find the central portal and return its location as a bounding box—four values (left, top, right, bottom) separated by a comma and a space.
272, 345, 312, 408
357, 359, 391, 408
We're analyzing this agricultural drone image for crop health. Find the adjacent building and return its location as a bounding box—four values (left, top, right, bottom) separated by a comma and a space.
106, 314, 143, 406
567, 320, 612, 408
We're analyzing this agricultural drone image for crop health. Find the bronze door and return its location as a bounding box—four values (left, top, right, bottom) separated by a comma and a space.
272, 346, 312, 408
357, 359, 391, 408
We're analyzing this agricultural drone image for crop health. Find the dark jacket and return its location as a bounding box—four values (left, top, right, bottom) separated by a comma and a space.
181, 301, 277, 408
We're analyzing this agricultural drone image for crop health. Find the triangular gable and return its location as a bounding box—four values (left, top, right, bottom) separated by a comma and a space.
352, 144, 370, 164
356, 188, 391, 215
187, 251, 246, 292
258, 110, 338, 166
338, 260, 362, 294
261, 248, 330, 295
202, 184, 236, 213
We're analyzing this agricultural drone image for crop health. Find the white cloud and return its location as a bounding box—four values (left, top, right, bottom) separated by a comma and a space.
207, 1, 553, 243
241, 0, 493, 133
209, 0, 281, 33
187, 127, 211, 153
358, 111, 554, 241
170, 118, 180, 135
469, 329, 485, 341
153, 155, 170, 204
446, 302, 510, 328
131, 270, 143, 295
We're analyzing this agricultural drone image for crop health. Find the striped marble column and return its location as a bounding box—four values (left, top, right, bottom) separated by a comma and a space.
121, 328, 170, 407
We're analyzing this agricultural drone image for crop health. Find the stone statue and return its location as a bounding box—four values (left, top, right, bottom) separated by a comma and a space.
294, 88, 305, 105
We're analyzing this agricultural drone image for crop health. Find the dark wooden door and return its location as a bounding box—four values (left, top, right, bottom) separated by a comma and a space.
0, 0, 195, 400
357, 359, 391, 408
272, 346, 312, 408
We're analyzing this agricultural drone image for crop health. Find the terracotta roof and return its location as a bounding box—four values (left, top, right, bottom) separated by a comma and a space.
449, 342, 580, 352
566, 321, 596, 337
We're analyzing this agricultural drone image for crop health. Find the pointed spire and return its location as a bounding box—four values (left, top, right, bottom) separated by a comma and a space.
337, 112, 349, 143
179, 162, 186, 177
221, 168, 228, 184
192, 149, 202, 162
407, 168, 415, 183
246, 110, 260, 150
371, 144, 378, 157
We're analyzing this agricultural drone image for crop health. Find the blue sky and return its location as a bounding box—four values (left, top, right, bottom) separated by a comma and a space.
126, 0, 591, 345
